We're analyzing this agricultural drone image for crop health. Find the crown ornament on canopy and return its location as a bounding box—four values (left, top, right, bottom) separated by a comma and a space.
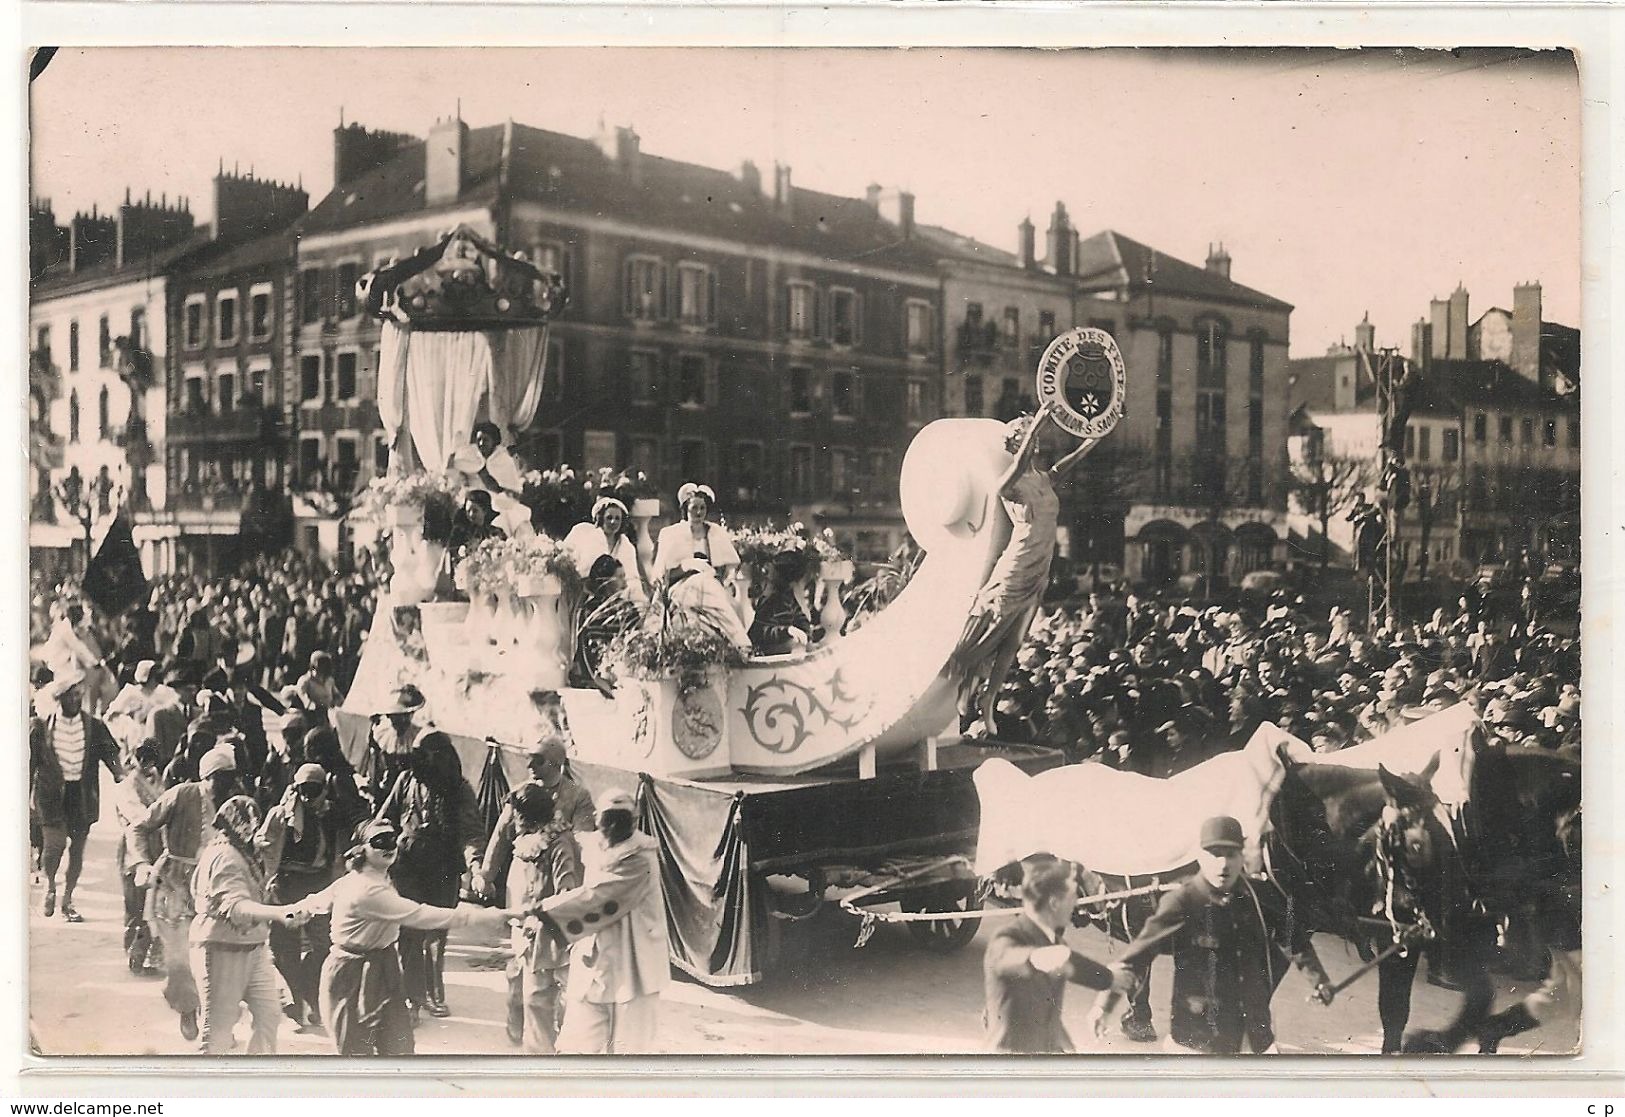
357, 224, 569, 331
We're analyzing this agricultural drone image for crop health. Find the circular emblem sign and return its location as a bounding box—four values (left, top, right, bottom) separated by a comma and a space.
1035, 327, 1127, 441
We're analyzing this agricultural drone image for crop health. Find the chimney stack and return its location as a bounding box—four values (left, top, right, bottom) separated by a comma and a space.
1354, 310, 1375, 354
737, 160, 762, 196
115, 191, 195, 267
1512, 281, 1543, 385
1448, 282, 1470, 361
333, 121, 417, 188
864, 183, 882, 209
425, 116, 470, 207
30, 199, 69, 278
213, 167, 309, 244
1045, 201, 1073, 277
68, 207, 118, 273
1411, 317, 1433, 369
877, 189, 915, 239
1017, 216, 1035, 269
1205, 242, 1232, 280
773, 162, 794, 220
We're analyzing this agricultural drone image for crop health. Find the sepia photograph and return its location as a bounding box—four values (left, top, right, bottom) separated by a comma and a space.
24, 45, 1582, 1061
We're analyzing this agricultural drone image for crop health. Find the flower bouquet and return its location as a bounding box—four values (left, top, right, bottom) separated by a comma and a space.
518, 465, 655, 539
730, 521, 846, 586
608, 585, 749, 683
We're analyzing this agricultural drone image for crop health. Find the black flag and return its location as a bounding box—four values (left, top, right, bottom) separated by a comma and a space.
82, 513, 149, 617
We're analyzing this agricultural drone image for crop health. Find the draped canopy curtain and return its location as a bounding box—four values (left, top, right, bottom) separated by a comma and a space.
377, 321, 551, 472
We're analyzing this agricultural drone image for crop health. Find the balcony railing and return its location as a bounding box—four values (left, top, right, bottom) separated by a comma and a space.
168, 403, 283, 443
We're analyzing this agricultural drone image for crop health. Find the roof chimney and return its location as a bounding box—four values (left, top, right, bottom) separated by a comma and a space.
213, 168, 308, 244
115, 192, 195, 266
1046, 201, 1073, 277
1205, 242, 1232, 280
596, 122, 641, 186
1017, 216, 1035, 269
736, 160, 762, 196
425, 116, 469, 207
878, 189, 915, 238
864, 183, 882, 209
333, 122, 417, 188
773, 162, 794, 220
1512, 281, 1543, 384
1354, 310, 1375, 353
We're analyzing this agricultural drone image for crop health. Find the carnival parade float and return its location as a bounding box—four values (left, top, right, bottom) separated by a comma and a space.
336, 228, 1148, 983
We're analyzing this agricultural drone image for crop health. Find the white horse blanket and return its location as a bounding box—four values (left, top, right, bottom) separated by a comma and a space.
1278, 702, 1480, 811
973, 722, 1297, 877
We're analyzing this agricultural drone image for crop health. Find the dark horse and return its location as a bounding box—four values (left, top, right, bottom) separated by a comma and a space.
1080, 755, 1471, 1054
1401, 744, 1581, 1053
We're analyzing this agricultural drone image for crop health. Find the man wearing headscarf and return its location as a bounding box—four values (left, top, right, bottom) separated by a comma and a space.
189, 795, 306, 1054
258, 762, 353, 1031
30, 669, 124, 924
131, 742, 243, 1042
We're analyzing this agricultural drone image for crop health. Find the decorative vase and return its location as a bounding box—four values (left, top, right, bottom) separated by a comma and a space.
389, 502, 423, 530
522, 575, 568, 692
465, 590, 501, 647
818, 560, 854, 643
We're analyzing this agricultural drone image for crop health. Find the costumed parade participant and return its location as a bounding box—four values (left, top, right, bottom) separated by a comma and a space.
300, 819, 513, 1056
564, 496, 648, 605
949, 402, 1096, 736
450, 421, 531, 537
652, 482, 751, 651
528, 788, 669, 1055
30, 668, 124, 924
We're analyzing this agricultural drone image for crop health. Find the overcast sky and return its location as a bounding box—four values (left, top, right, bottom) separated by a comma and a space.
29, 46, 1579, 356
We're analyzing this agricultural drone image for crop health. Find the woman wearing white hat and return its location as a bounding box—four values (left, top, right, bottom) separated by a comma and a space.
564, 496, 648, 605
651, 483, 750, 650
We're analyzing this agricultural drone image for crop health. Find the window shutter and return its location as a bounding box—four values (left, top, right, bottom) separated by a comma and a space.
622, 260, 634, 318
322, 270, 336, 322
659, 263, 670, 320
852, 372, 865, 420
853, 294, 864, 347
814, 289, 826, 340
706, 361, 720, 408
707, 269, 718, 325
779, 283, 790, 337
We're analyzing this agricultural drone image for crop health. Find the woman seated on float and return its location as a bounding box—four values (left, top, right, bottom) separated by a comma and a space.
449, 421, 531, 537
747, 552, 821, 656
651, 483, 751, 651
563, 497, 648, 606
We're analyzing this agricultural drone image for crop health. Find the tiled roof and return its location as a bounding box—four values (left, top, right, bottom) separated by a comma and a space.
1431, 359, 1576, 409
1073, 229, 1294, 313
181, 230, 296, 280
911, 223, 1023, 269
299, 122, 943, 275
32, 230, 214, 299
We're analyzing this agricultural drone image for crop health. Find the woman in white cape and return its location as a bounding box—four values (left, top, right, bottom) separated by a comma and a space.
563, 497, 648, 606
449, 421, 532, 537
651, 483, 751, 650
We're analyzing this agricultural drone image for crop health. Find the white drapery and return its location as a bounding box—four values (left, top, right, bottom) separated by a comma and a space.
377, 322, 551, 471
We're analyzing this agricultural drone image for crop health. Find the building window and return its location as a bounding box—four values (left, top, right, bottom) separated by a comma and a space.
830, 289, 862, 347
675, 263, 715, 326
1248, 334, 1266, 395
1543, 419, 1557, 448
678, 438, 708, 482
1521, 417, 1534, 445
1196, 317, 1228, 388
333, 436, 360, 494
964, 375, 984, 416
68, 390, 79, 443
1442, 429, 1460, 462
787, 282, 816, 340
1157, 326, 1174, 385
1499, 415, 1513, 442
832, 371, 856, 419
336, 351, 358, 401
184, 374, 206, 413
630, 438, 659, 482
789, 445, 814, 500
1568, 419, 1580, 448
299, 437, 325, 486
789, 367, 813, 415
184, 297, 205, 349
1001, 307, 1020, 347
98, 315, 111, 366
1038, 309, 1056, 343
217, 371, 236, 413
623, 256, 666, 322
300, 268, 325, 324
97, 386, 110, 438
249, 285, 273, 342
677, 354, 708, 407
1474, 412, 1487, 443
1418, 425, 1431, 461
830, 447, 857, 498
246, 366, 269, 407
733, 443, 763, 503
1247, 399, 1264, 456
36, 325, 50, 360
373, 435, 390, 475
905, 300, 934, 356
1404, 425, 1415, 458
906, 380, 927, 424
300, 354, 323, 403
545, 336, 566, 402
336, 263, 360, 320
1196, 390, 1227, 454
68, 321, 78, 371
216, 294, 238, 346
1088, 317, 1116, 341
965, 302, 983, 328
530, 241, 571, 288
629, 349, 660, 403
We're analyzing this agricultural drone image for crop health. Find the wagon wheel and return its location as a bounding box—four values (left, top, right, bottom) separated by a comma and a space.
901, 880, 984, 953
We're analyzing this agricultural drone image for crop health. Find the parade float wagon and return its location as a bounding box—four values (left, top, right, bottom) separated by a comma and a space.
334, 227, 1126, 985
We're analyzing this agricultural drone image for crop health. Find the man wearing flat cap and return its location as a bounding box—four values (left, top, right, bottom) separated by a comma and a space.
529, 787, 669, 1054
1091, 815, 1333, 1053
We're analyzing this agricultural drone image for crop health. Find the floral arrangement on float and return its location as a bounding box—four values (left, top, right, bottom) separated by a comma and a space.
607, 586, 749, 681
455, 535, 584, 599
352, 470, 464, 531
731, 521, 848, 585
518, 465, 656, 539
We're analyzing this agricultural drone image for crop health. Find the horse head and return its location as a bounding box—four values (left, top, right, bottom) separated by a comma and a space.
1367, 760, 1460, 940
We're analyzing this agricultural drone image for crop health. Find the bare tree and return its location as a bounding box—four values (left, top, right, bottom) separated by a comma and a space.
1285, 443, 1377, 578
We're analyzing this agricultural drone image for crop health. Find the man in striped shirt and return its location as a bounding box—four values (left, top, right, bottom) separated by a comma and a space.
29, 668, 123, 921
